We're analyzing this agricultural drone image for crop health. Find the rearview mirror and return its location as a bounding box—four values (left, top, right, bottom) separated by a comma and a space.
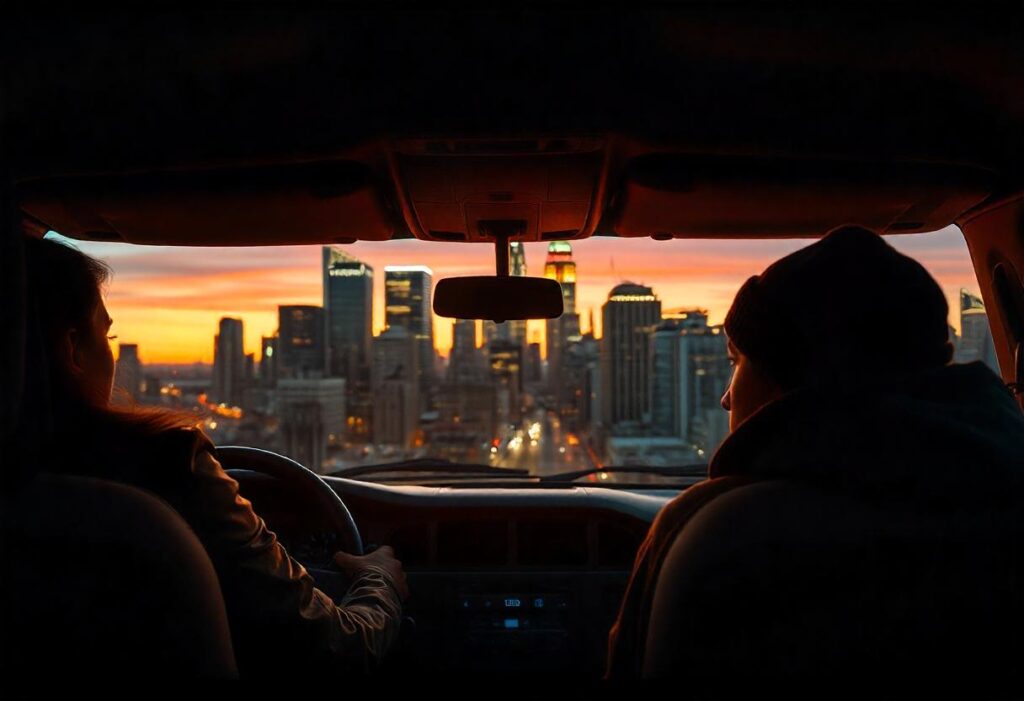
433, 276, 564, 322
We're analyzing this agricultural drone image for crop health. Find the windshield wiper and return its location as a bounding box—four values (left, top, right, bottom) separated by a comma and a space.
332, 458, 529, 480
539, 464, 708, 483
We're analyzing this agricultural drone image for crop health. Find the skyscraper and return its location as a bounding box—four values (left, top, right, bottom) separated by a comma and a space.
544, 241, 577, 313
600, 283, 662, 429
448, 319, 484, 384
212, 317, 245, 407
434, 380, 497, 460
114, 343, 142, 404
560, 332, 600, 432
277, 377, 346, 474
489, 340, 524, 429
438, 319, 495, 459
323, 247, 375, 441
956, 289, 999, 373
544, 241, 581, 392
650, 310, 731, 457
372, 326, 420, 449
525, 342, 543, 385
323, 246, 373, 383
259, 335, 278, 388
278, 305, 326, 379
385, 266, 435, 400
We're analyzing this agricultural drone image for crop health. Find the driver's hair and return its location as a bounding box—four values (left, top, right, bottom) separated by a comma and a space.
20, 236, 200, 478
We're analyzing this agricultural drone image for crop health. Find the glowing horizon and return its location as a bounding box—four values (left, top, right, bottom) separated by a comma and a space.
53, 226, 982, 365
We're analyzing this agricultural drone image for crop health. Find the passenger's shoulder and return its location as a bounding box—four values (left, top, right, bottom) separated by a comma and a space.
656, 476, 757, 527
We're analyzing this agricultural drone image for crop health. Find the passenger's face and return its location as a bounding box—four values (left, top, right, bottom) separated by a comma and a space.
66, 299, 116, 407
721, 338, 783, 432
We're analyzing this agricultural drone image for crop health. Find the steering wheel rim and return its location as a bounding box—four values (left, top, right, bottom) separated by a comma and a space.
215, 446, 364, 556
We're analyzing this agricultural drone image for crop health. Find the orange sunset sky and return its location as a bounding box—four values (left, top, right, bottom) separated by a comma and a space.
55, 226, 982, 365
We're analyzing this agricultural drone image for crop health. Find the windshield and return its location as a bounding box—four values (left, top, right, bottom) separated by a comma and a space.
55, 225, 997, 487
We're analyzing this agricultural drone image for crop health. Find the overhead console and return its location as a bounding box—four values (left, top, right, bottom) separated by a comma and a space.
390, 137, 607, 243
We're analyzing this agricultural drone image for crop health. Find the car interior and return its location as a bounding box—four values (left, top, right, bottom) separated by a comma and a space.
3, 6, 1024, 682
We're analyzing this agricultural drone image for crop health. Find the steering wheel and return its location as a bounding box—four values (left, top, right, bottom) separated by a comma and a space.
215, 446, 364, 556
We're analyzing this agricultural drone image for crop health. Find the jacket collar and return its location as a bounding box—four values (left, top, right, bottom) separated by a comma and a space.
708, 362, 1024, 507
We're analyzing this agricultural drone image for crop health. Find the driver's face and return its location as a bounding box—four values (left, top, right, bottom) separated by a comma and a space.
71, 298, 117, 407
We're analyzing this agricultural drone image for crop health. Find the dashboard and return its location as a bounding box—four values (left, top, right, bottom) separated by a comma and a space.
232, 471, 677, 677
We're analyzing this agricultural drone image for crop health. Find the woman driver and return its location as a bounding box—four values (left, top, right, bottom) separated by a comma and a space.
21, 235, 409, 677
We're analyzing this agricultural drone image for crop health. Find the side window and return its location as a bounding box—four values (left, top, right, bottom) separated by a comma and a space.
887, 226, 999, 375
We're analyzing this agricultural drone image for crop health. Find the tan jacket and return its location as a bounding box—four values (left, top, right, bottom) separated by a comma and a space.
69, 427, 403, 677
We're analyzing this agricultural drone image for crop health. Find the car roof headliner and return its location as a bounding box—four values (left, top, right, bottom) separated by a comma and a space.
7, 6, 1024, 245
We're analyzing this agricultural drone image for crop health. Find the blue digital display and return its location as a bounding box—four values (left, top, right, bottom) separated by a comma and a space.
504, 618, 520, 629
533, 598, 545, 608
504, 598, 522, 608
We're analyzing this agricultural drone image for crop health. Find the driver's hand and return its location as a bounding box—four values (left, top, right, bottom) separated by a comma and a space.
334, 546, 410, 601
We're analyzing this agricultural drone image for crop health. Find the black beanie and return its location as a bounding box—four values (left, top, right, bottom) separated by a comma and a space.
724, 225, 954, 390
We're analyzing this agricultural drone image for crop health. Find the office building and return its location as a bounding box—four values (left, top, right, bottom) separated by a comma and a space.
323, 246, 373, 383
277, 377, 346, 474
385, 266, 436, 400
489, 340, 524, 429
372, 326, 421, 449
278, 305, 326, 378
448, 319, 485, 384
956, 289, 999, 373
600, 283, 662, 428
114, 343, 143, 403
212, 318, 245, 406
544, 241, 581, 394
649, 310, 731, 457
259, 335, 279, 388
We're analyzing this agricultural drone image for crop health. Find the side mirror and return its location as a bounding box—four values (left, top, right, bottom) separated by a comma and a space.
433, 276, 563, 322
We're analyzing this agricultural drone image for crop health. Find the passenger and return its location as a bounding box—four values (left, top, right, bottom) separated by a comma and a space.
20, 236, 409, 677
606, 225, 1024, 678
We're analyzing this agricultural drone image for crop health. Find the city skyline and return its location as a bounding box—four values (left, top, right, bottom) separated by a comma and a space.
110, 237, 1000, 475
54, 226, 981, 364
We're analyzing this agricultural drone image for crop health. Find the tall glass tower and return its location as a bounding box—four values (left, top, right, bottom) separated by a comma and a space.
384, 266, 436, 399
323, 246, 373, 383
212, 317, 245, 406
544, 241, 581, 392
544, 240, 577, 314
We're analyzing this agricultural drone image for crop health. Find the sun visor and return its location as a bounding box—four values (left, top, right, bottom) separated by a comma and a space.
16, 161, 396, 245
613, 155, 994, 238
